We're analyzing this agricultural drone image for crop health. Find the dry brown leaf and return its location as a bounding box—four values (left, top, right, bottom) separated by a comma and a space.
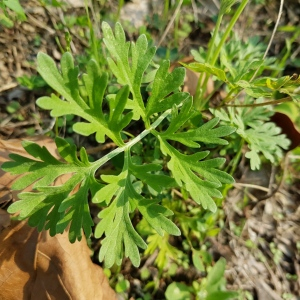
0, 220, 116, 300
270, 112, 300, 151
0, 208, 10, 231
0, 137, 117, 300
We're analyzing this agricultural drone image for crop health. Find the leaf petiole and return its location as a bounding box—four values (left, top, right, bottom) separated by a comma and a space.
90, 108, 173, 173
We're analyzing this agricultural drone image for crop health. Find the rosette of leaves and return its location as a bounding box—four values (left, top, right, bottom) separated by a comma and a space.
2, 22, 235, 267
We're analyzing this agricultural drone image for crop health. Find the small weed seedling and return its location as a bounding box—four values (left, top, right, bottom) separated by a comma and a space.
165, 258, 239, 299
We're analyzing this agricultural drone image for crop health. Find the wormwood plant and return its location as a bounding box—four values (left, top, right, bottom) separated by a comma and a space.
185, 47, 298, 170
2, 22, 235, 267
185, 0, 299, 171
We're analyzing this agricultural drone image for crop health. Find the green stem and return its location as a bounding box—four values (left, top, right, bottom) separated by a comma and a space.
91, 108, 172, 173
195, 0, 250, 110
210, 0, 249, 66
218, 86, 240, 107
206, 16, 224, 64
163, 0, 170, 22
85, 0, 99, 64
229, 139, 244, 176
194, 11, 224, 108
117, 0, 124, 20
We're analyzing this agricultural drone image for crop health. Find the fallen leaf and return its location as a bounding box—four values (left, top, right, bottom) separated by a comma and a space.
270, 112, 300, 151
0, 208, 10, 231
0, 137, 117, 300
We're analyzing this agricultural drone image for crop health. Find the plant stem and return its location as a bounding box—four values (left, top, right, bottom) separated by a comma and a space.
229, 139, 244, 176
194, 9, 224, 109
211, 0, 249, 67
117, 0, 124, 20
163, 0, 169, 22
91, 109, 172, 172
195, 0, 250, 110
225, 96, 293, 108
85, 0, 99, 64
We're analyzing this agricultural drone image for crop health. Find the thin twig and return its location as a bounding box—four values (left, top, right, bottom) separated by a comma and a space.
225, 96, 292, 108
262, 0, 285, 60
250, 0, 284, 82
157, 0, 184, 48
256, 153, 289, 201
233, 183, 270, 193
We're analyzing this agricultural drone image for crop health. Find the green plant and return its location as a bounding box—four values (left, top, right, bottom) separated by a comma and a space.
165, 258, 239, 300
184, 58, 297, 170
0, 0, 26, 28
17, 75, 48, 90
185, 0, 298, 170
2, 22, 235, 268
211, 103, 290, 170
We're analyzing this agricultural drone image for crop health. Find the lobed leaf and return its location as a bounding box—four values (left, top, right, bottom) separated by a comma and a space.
94, 151, 180, 267
158, 138, 234, 212
37, 94, 82, 117
241, 122, 290, 170
102, 21, 156, 119
37, 52, 87, 109
82, 60, 107, 112
3, 138, 96, 242
213, 105, 291, 170
136, 199, 180, 236
146, 60, 187, 117
235, 80, 273, 98
182, 62, 228, 83
95, 194, 147, 268
128, 157, 176, 193
163, 96, 194, 135
162, 117, 236, 148
56, 178, 94, 242
37, 51, 135, 145
2, 22, 240, 269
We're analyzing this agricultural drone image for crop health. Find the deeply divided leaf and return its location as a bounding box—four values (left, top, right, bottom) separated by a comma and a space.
102, 21, 156, 120
2, 138, 95, 242
158, 138, 234, 212
37, 52, 132, 146
94, 150, 180, 267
